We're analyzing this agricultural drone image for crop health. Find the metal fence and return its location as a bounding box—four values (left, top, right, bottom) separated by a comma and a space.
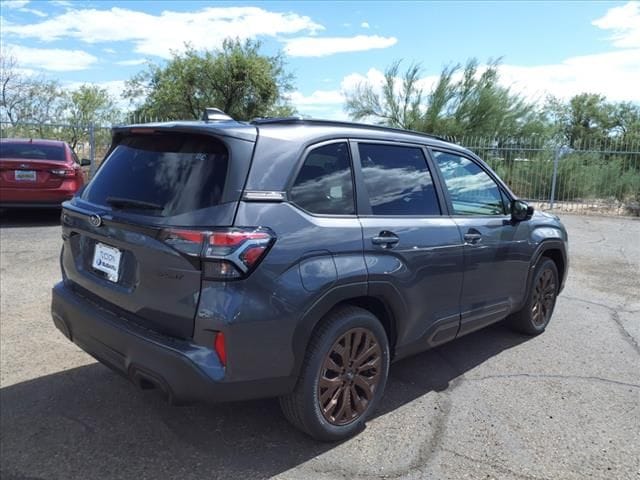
458, 136, 640, 216
1, 120, 639, 216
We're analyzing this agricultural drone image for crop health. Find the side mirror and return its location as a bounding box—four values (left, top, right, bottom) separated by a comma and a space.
80, 158, 91, 167
511, 199, 534, 222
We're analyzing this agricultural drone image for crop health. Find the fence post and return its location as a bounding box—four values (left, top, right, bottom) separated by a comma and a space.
549, 146, 560, 209
88, 122, 96, 178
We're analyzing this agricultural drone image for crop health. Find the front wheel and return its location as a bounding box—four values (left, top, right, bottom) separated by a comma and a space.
279, 305, 390, 441
508, 258, 559, 335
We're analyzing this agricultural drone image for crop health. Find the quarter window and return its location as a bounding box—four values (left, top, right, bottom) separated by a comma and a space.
432, 151, 506, 215
290, 142, 355, 215
358, 143, 440, 216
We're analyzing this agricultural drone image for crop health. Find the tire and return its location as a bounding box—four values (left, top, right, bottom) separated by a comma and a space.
279, 305, 390, 441
508, 258, 559, 335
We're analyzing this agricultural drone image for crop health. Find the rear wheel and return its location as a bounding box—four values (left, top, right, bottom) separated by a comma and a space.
508, 258, 559, 335
279, 305, 389, 441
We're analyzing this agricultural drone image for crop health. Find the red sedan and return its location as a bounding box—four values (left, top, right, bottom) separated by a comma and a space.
0, 138, 89, 208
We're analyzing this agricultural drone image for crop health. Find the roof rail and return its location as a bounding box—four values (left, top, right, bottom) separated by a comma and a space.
250, 117, 448, 142
202, 108, 233, 122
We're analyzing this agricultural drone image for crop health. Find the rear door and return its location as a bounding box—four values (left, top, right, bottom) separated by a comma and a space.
430, 149, 531, 336
61, 130, 255, 339
354, 141, 464, 350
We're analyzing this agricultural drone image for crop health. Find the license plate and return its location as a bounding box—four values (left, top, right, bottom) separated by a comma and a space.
14, 170, 36, 181
92, 243, 122, 282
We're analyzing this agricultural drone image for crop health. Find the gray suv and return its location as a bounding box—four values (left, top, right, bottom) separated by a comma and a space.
51, 112, 568, 441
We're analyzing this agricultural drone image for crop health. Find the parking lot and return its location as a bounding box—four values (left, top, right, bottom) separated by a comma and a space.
0, 210, 638, 480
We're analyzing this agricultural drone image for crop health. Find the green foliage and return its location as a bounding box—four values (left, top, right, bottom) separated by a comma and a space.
545, 94, 640, 149
344, 60, 423, 130
483, 151, 640, 203
124, 39, 294, 121
345, 58, 547, 138
63, 84, 121, 149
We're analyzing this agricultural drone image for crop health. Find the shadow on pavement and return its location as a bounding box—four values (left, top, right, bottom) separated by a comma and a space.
0, 323, 529, 480
0, 208, 61, 228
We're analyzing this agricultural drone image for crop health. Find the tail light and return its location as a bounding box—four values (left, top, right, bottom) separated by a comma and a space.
51, 168, 76, 177
161, 227, 275, 280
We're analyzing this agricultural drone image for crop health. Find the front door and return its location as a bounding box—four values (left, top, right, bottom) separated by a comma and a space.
430, 149, 531, 337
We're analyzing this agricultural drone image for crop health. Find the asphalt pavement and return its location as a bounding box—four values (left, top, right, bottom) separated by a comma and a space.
0, 209, 638, 480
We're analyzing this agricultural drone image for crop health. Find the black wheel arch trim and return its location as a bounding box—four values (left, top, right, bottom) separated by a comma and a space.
290, 280, 409, 378
526, 240, 567, 299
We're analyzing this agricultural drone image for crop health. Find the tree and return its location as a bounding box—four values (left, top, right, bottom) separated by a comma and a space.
344, 58, 545, 139
545, 94, 640, 149
1, 51, 65, 131
344, 60, 423, 130
124, 39, 295, 121
63, 84, 120, 149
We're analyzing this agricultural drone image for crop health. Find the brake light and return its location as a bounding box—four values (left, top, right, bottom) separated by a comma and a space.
161, 227, 275, 279
214, 332, 227, 366
51, 168, 75, 177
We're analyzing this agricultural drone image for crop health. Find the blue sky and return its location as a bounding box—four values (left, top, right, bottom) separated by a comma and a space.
1, 0, 639, 119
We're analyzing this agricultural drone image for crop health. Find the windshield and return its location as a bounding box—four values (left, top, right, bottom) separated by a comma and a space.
82, 133, 229, 217
0, 142, 66, 161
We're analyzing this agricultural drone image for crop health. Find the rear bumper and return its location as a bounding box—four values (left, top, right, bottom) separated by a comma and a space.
0, 187, 75, 207
0, 201, 67, 208
51, 281, 293, 403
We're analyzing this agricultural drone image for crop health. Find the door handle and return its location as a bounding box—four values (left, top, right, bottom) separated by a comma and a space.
463, 232, 482, 244
372, 231, 400, 248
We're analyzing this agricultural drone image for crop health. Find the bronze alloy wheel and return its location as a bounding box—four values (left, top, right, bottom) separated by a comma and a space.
531, 267, 557, 327
317, 328, 382, 426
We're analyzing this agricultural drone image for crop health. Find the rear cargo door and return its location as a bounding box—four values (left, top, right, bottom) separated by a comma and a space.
60, 130, 255, 339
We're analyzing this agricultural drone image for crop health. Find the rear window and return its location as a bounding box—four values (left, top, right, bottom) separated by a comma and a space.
82, 133, 228, 217
0, 142, 65, 161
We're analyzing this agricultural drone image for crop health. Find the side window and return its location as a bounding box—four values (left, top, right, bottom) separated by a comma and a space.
432, 151, 506, 216
290, 142, 355, 215
358, 143, 440, 216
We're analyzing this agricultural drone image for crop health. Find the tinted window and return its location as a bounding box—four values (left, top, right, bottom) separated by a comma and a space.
433, 151, 506, 215
290, 142, 355, 215
0, 142, 65, 161
358, 143, 440, 216
82, 134, 228, 217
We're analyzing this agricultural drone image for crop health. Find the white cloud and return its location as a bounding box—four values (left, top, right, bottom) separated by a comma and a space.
115, 58, 147, 66
2, 0, 30, 8
592, 1, 640, 48
500, 49, 640, 103
20, 8, 47, 17
361, 21, 370, 29
285, 35, 397, 57
3, 43, 97, 71
2, 6, 324, 59
102, 48, 116, 54
50, 0, 73, 6
287, 90, 348, 120
1, 0, 46, 16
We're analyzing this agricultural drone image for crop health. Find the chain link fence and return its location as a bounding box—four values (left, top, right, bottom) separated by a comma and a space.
2, 120, 639, 216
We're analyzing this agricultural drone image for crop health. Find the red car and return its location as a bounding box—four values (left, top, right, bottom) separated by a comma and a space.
0, 138, 89, 208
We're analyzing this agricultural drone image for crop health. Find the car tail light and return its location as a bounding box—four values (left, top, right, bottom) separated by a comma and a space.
160, 227, 275, 280
51, 168, 76, 177
214, 331, 227, 366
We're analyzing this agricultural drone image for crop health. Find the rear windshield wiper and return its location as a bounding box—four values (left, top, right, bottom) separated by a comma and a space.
105, 196, 164, 211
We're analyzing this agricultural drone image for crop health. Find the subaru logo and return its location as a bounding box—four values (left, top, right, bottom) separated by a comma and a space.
89, 214, 102, 227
